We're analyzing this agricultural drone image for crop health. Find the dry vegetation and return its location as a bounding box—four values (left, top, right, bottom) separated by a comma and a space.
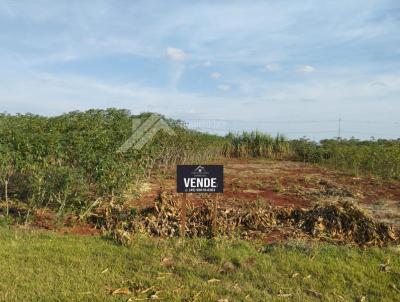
93, 191, 397, 247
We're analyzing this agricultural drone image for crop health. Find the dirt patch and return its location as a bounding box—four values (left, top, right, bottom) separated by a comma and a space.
362, 199, 400, 226
33, 210, 55, 230
0, 202, 100, 236
58, 225, 101, 236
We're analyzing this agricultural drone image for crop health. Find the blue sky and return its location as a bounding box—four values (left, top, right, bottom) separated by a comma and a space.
0, 0, 399, 139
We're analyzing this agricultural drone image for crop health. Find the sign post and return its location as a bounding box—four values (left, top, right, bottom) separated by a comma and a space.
177, 165, 224, 237
180, 192, 187, 237
211, 195, 218, 236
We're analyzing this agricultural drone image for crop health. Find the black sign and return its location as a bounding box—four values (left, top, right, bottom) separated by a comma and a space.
177, 165, 224, 193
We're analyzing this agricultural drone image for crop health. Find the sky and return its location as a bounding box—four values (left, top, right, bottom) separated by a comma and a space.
0, 0, 399, 139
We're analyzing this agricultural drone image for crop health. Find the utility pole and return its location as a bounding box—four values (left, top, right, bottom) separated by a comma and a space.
338, 118, 342, 140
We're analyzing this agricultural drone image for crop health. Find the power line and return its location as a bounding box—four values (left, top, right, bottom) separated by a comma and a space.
180, 117, 400, 138
181, 118, 400, 125
192, 127, 400, 138
191, 126, 339, 134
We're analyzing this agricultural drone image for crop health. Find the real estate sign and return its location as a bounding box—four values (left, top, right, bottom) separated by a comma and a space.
176, 165, 224, 193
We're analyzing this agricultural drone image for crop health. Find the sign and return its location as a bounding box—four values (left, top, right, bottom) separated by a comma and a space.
177, 165, 224, 193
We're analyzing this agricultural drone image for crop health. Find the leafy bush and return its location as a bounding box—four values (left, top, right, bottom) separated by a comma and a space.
0, 109, 226, 214
224, 132, 400, 179
291, 138, 400, 178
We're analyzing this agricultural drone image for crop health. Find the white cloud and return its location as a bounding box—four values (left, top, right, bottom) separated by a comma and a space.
210, 72, 221, 79
297, 65, 316, 74
264, 63, 280, 72
217, 84, 231, 91
204, 61, 212, 67
165, 47, 187, 90
166, 47, 186, 61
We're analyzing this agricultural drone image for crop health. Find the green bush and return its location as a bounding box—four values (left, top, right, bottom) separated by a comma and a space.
0, 109, 226, 213
291, 138, 400, 178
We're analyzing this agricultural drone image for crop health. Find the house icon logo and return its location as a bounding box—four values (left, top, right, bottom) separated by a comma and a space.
194, 166, 205, 173
191, 165, 209, 177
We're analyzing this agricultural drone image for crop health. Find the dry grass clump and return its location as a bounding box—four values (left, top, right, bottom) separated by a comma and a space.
293, 201, 398, 246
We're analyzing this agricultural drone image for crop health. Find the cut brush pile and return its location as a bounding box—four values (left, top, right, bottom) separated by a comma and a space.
90, 192, 398, 247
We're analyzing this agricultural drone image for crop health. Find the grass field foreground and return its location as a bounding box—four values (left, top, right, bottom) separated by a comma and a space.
0, 227, 399, 301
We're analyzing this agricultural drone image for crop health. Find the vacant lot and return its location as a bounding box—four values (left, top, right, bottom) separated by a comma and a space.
136, 159, 400, 228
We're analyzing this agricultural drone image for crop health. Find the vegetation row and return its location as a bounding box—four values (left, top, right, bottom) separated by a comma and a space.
0, 109, 398, 217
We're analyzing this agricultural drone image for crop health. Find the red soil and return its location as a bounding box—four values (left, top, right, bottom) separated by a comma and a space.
58, 225, 101, 236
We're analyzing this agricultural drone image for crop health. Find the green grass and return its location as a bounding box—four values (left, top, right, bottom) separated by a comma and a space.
0, 227, 399, 301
